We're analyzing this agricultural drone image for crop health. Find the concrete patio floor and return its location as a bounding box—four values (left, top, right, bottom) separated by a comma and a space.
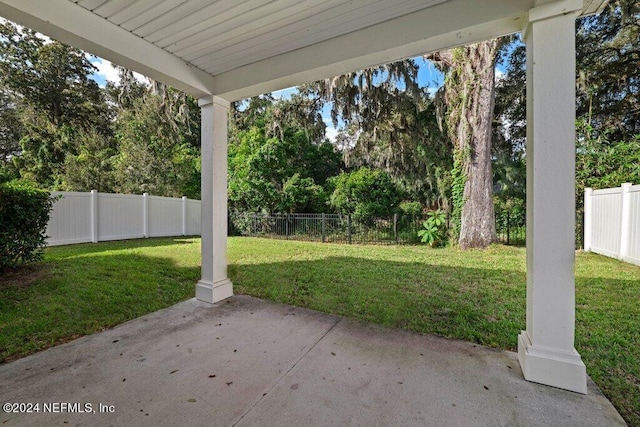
0, 296, 625, 426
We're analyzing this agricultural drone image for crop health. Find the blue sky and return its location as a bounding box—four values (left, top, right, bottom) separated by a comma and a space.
87, 56, 148, 87
416, 57, 445, 90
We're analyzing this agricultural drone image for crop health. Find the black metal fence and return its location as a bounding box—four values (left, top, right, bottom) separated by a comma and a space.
230, 208, 528, 246
494, 205, 526, 246
229, 212, 426, 245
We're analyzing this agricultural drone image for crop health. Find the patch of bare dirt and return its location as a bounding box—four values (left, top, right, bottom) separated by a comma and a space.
0, 263, 51, 288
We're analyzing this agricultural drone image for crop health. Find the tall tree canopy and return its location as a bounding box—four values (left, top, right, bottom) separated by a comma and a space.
0, 22, 111, 188
0, 21, 202, 198
496, 0, 640, 191
0, 23, 109, 130
110, 78, 201, 199
0, 87, 22, 179
576, 0, 640, 143
316, 60, 451, 210
228, 95, 342, 213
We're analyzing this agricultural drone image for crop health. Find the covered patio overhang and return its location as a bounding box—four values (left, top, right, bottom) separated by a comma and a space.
0, 0, 609, 395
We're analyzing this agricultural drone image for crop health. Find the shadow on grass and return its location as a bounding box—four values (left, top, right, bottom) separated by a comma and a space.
44, 237, 200, 260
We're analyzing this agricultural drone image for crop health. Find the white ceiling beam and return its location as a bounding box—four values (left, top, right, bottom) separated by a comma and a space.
194, 0, 446, 72
0, 0, 608, 102
213, 0, 533, 101
0, 0, 215, 98
581, 0, 609, 15
213, 0, 608, 100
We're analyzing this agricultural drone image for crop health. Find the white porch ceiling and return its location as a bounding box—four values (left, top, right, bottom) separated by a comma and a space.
0, 0, 607, 100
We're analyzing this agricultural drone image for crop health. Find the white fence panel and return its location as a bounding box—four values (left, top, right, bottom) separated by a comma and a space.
585, 183, 640, 266
148, 195, 183, 237
185, 199, 201, 236
624, 186, 640, 265
46, 191, 92, 246
46, 191, 201, 246
590, 188, 622, 258
97, 193, 144, 241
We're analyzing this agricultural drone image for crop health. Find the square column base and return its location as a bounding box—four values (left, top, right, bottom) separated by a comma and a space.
518, 331, 587, 394
195, 278, 233, 304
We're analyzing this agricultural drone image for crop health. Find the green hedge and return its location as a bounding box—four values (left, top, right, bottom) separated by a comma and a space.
0, 181, 54, 271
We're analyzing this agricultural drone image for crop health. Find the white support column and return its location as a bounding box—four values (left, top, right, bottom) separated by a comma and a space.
518, 0, 587, 394
196, 95, 233, 303
583, 188, 593, 252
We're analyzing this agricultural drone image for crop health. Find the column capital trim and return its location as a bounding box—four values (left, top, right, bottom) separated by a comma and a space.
522, 0, 582, 36
530, 0, 582, 22
198, 95, 231, 109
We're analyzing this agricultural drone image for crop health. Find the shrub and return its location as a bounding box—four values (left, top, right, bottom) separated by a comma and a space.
0, 181, 54, 271
417, 209, 447, 247
329, 168, 401, 225
399, 201, 423, 217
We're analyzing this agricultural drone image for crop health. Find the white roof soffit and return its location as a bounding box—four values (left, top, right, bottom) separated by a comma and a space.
0, 0, 609, 101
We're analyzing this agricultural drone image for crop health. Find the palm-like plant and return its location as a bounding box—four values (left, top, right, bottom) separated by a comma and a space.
417, 209, 447, 247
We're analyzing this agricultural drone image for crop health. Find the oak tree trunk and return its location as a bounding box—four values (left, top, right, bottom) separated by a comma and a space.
431, 40, 500, 249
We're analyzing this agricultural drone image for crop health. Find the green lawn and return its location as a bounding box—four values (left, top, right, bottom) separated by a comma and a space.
1, 237, 638, 425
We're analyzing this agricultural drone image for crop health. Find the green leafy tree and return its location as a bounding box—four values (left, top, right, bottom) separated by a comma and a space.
113, 94, 200, 198
0, 88, 22, 183
498, 2, 640, 162
228, 95, 341, 213
281, 173, 327, 213
63, 127, 117, 192
315, 61, 451, 210
0, 89, 22, 163
494, 40, 526, 157
329, 167, 401, 224
228, 127, 284, 212
0, 23, 110, 129
12, 111, 70, 188
577, 0, 640, 143
229, 126, 338, 213
492, 38, 528, 221
0, 21, 112, 188
576, 131, 640, 191
492, 151, 526, 202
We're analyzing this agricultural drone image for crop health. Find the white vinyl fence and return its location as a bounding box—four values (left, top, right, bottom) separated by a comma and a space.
46, 191, 201, 246
584, 183, 640, 266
